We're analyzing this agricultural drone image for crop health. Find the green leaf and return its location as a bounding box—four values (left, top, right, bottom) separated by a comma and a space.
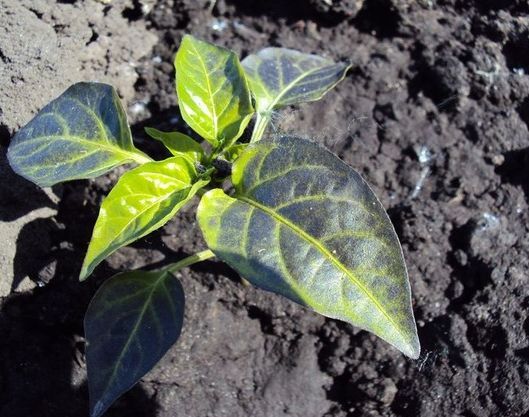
223, 143, 248, 163
144, 127, 204, 163
80, 156, 209, 280
242, 48, 351, 113
197, 136, 420, 358
174, 35, 254, 148
85, 269, 185, 417
7, 82, 152, 187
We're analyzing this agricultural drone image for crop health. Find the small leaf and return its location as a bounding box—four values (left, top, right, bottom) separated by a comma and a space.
174, 35, 254, 148
242, 48, 351, 114
145, 127, 204, 163
80, 156, 209, 280
85, 269, 185, 417
7, 82, 152, 187
197, 136, 420, 358
223, 143, 248, 162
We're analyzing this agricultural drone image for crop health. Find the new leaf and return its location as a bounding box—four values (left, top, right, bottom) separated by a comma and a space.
174, 35, 254, 148
85, 270, 185, 417
7, 82, 151, 187
197, 136, 420, 358
145, 127, 204, 163
80, 156, 209, 280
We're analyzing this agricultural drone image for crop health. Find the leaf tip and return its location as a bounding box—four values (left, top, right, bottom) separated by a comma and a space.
90, 399, 107, 417
403, 336, 421, 360
392, 326, 420, 359
79, 263, 92, 282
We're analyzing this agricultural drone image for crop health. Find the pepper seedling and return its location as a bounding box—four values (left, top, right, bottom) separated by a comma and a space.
7, 35, 420, 417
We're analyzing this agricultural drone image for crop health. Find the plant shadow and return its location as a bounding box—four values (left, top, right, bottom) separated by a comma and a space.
0, 146, 57, 222
224, 0, 328, 25
3, 163, 160, 417
496, 146, 529, 203
0, 279, 159, 417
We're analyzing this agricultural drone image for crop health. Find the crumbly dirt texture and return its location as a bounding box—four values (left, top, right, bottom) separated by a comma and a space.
1, 1, 528, 416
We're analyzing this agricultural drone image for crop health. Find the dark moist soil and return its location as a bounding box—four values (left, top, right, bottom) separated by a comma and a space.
1, 1, 529, 416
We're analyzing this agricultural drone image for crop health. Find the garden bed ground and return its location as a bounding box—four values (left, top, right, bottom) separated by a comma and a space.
1, 0, 528, 416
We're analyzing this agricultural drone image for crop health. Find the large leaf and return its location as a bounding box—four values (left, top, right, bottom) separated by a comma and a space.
85, 269, 185, 417
144, 127, 204, 163
197, 136, 420, 358
80, 156, 209, 280
7, 82, 152, 187
242, 48, 351, 113
174, 35, 254, 148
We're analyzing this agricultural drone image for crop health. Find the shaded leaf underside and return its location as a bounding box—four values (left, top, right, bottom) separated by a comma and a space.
198, 136, 420, 358
85, 270, 185, 417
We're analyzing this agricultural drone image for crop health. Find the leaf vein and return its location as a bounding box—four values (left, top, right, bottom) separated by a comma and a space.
238, 195, 407, 344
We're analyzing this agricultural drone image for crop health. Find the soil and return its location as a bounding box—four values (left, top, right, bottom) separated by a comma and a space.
1, 1, 529, 417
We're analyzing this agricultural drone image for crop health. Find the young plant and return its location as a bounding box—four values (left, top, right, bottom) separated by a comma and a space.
7, 35, 420, 417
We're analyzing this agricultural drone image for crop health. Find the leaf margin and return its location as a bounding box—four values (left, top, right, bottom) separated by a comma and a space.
7, 81, 152, 187
174, 34, 254, 148
80, 155, 209, 280
197, 136, 420, 359
85, 268, 185, 417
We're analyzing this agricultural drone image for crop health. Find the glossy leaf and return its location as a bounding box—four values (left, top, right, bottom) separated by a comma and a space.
144, 127, 204, 163
80, 156, 209, 280
174, 35, 254, 148
197, 136, 420, 358
242, 48, 351, 113
7, 82, 152, 187
85, 269, 185, 417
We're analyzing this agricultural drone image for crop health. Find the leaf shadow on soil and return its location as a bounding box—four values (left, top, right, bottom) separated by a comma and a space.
1, 139, 162, 415
496, 146, 529, 203
1, 217, 161, 416
225, 0, 345, 27
0, 287, 159, 417
0, 147, 57, 222
2, 110, 236, 417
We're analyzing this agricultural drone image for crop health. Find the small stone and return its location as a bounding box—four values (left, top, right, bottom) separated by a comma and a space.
37, 259, 57, 285
490, 266, 506, 285
306, 21, 322, 40
447, 280, 464, 299
491, 154, 505, 165
453, 249, 468, 266
380, 378, 398, 405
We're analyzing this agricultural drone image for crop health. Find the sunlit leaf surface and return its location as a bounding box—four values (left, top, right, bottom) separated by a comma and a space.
85, 270, 185, 417
174, 35, 254, 147
145, 127, 204, 163
242, 48, 351, 113
7, 82, 151, 187
80, 156, 209, 280
198, 136, 420, 358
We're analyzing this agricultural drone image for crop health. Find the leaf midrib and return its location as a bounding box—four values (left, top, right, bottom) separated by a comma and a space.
97, 273, 169, 408
188, 42, 219, 139
237, 194, 409, 348
267, 64, 333, 111
24, 134, 151, 164
94, 183, 191, 258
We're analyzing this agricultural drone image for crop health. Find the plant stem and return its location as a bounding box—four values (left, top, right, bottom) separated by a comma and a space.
250, 112, 271, 143
166, 249, 216, 274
